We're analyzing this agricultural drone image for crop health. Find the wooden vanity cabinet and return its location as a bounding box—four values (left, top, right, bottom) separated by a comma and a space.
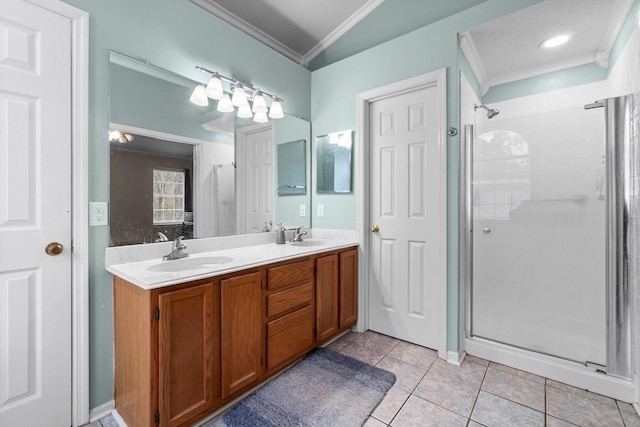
264, 259, 315, 373
113, 246, 358, 427
315, 248, 359, 345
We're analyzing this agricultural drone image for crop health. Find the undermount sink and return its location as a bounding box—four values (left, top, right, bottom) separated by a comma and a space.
290, 240, 324, 247
147, 256, 234, 272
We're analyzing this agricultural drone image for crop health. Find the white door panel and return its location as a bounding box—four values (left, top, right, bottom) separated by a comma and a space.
0, 0, 72, 424
368, 83, 445, 352
241, 125, 273, 233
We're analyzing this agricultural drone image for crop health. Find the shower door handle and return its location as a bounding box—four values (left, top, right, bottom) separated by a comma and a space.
482, 228, 491, 234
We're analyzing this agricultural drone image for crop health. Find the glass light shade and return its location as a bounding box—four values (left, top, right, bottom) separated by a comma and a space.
109, 130, 121, 141
253, 112, 268, 123
231, 85, 248, 107
205, 75, 223, 99
217, 94, 234, 112
329, 134, 340, 145
189, 85, 209, 106
237, 103, 253, 118
252, 92, 268, 113
268, 99, 284, 119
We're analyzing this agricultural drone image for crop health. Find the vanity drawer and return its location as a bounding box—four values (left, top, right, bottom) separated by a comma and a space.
266, 282, 312, 318
266, 305, 314, 370
267, 260, 313, 290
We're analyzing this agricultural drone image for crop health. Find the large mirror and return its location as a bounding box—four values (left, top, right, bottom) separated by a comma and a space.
316, 130, 353, 193
109, 51, 311, 246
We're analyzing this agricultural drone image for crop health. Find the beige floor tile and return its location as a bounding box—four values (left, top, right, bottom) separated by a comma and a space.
546, 379, 617, 407
413, 367, 480, 417
390, 395, 467, 427
386, 341, 437, 370
353, 330, 400, 353
363, 416, 387, 427
376, 356, 428, 392
546, 385, 624, 427
371, 386, 410, 424
488, 362, 545, 384
546, 415, 579, 426
621, 410, 640, 427
339, 341, 386, 365
471, 391, 544, 427
427, 358, 487, 389
465, 354, 490, 367
481, 365, 545, 411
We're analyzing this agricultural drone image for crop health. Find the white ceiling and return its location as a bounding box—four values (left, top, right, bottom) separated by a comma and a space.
189, 0, 635, 85
460, 0, 634, 94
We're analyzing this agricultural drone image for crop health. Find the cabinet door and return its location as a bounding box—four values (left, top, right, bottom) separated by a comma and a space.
340, 249, 358, 328
159, 284, 215, 427
316, 254, 339, 343
221, 272, 262, 398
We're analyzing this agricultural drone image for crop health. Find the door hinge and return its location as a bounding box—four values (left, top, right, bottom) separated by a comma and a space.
155, 409, 160, 424
155, 307, 160, 321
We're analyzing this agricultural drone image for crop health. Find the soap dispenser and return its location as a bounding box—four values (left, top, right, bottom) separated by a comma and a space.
276, 223, 286, 244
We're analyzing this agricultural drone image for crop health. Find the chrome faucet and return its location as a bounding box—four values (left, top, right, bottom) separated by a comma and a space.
155, 231, 169, 242
291, 226, 307, 242
163, 236, 189, 260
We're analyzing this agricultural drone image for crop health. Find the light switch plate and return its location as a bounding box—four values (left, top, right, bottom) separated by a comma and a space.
299, 204, 306, 217
317, 204, 325, 218
90, 202, 109, 226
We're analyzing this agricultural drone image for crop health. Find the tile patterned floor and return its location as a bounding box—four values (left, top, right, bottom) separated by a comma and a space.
93, 330, 640, 427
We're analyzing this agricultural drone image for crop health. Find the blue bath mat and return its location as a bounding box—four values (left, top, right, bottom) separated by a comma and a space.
223, 348, 396, 427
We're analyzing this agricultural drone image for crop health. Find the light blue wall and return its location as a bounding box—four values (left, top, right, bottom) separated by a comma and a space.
310, 0, 543, 353
61, 0, 310, 408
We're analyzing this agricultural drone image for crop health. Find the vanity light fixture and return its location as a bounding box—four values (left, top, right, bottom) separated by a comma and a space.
540, 33, 573, 49
205, 73, 224, 99
191, 66, 285, 122
109, 130, 134, 144
189, 84, 209, 106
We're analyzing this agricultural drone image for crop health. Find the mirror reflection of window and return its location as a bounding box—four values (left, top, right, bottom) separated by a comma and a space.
317, 130, 353, 194
153, 169, 185, 224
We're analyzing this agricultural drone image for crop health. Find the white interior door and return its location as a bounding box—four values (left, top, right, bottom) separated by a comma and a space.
0, 0, 72, 424
367, 79, 446, 354
239, 124, 274, 233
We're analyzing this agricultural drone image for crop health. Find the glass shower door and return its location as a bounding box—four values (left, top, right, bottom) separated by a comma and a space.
471, 105, 606, 365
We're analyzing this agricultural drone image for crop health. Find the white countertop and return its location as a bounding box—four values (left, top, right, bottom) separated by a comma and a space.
106, 230, 358, 290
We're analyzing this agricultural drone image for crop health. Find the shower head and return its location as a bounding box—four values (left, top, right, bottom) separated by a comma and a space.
474, 104, 500, 119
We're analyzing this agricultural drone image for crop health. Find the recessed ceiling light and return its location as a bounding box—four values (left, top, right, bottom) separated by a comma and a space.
540, 33, 573, 49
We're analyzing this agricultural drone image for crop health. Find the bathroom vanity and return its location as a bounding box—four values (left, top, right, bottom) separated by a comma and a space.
107, 235, 358, 427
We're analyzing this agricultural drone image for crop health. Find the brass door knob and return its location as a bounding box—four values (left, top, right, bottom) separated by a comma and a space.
370, 225, 379, 233
45, 242, 64, 256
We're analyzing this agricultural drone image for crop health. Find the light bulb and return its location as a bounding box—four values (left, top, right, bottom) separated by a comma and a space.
205, 74, 223, 99
253, 112, 268, 123
231, 84, 248, 107
189, 85, 209, 106
109, 130, 121, 141
217, 94, 234, 112
252, 91, 268, 113
237, 103, 253, 118
268, 98, 284, 119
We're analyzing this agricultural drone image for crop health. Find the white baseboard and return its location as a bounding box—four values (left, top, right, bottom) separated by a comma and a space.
447, 350, 466, 366
89, 400, 114, 423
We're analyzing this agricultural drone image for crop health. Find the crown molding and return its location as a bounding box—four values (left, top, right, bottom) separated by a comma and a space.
301, 0, 384, 66
458, 32, 489, 95
190, 0, 305, 65
599, 0, 634, 55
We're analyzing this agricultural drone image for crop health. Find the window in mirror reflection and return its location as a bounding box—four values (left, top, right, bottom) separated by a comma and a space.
316, 130, 353, 193
153, 169, 186, 224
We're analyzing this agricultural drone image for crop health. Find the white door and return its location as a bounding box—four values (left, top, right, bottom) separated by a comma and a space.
0, 0, 72, 425
240, 125, 274, 233
367, 81, 446, 353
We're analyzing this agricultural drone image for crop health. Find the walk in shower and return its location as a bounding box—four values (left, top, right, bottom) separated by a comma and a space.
460, 95, 634, 397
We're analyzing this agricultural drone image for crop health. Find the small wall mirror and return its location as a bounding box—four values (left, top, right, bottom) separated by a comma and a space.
316, 130, 353, 193
277, 139, 307, 196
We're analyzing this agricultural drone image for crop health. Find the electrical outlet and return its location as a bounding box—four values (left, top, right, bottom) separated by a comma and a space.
90, 202, 109, 226
299, 204, 306, 217
317, 204, 325, 218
